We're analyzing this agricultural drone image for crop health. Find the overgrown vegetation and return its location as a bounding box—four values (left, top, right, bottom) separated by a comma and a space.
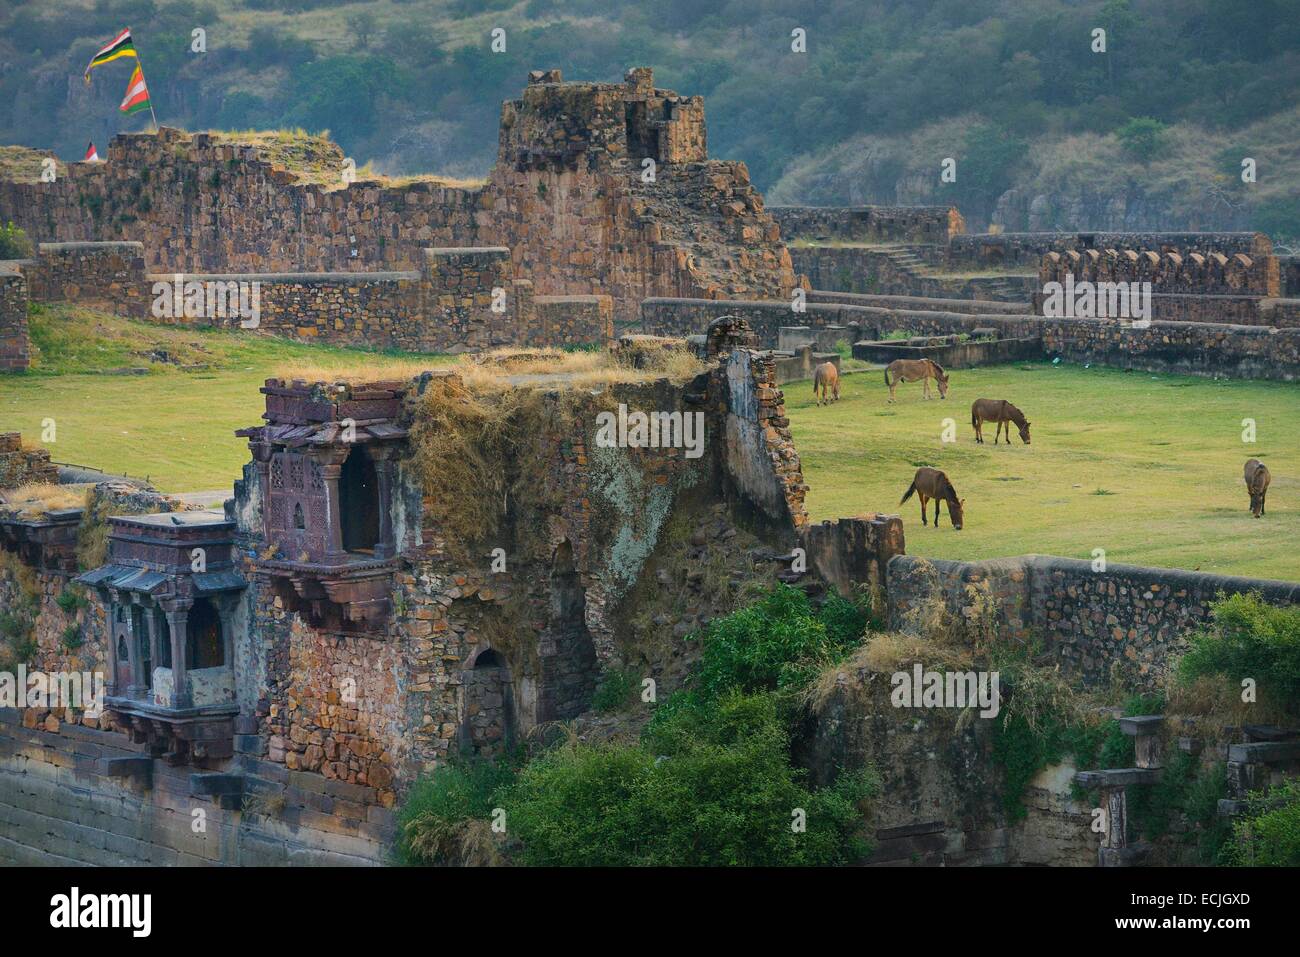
0, 220, 33, 258
1228, 779, 1300, 867
398, 584, 877, 866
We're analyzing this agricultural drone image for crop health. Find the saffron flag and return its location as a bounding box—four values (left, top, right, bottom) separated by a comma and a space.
85, 142, 100, 162
84, 28, 136, 84
119, 64, 151, 116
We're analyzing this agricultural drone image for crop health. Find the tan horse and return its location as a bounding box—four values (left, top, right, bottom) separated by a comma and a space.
812, 361, 840, 406
1245, 458, 1271, 518
899, 466, 965, 530
885, 358, 948, 402
972, 398, 1031, 445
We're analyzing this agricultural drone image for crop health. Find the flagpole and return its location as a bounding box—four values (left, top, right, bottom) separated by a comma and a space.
132, 47, 160, 131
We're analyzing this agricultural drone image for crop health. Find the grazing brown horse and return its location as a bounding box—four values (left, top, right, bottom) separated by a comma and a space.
1245, 458, 1271, 518
971, 398, 1031, 445
899, 466, 965, 530
812, 361, 840, 406
885, 358, 949, 402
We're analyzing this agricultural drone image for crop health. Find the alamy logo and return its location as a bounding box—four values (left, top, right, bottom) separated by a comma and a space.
152, 273, 261, 328
0, 667, 104, 718
50, 887, 151, 937
1041, 273, 1151, 325
595, 404, 704, 459
890, 664, 1001, 718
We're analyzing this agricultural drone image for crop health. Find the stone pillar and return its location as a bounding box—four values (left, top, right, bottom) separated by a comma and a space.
249, 440, 273, 537
144, 603, 162, 694
311, 447, 349, 563
215, 594, 237, 669
105, 593, 123, 698
124, 597, 148, 698
163, 600, 193, 709
370, 445, 397, 559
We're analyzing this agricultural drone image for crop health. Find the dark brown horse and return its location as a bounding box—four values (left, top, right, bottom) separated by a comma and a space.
1245, 458, 1271, 518
899, 466, 965, 530
971, 398, 1031, 445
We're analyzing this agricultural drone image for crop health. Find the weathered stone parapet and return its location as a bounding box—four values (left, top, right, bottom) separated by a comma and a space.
771, 205, 964, 245
887, 553, 1300, 689
1042, 316, 1300, 380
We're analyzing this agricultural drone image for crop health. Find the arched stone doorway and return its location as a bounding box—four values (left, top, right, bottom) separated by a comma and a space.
460, 646, 515, 755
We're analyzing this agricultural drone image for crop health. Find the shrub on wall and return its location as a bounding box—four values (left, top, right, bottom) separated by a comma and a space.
1228, 779, 1300, 867
1177, 592, 1300, 708
0, 221, 32, 259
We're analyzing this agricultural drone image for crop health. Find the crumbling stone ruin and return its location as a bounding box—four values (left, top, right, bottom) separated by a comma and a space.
3, 62, 1300, 870
0, 68, 793, 341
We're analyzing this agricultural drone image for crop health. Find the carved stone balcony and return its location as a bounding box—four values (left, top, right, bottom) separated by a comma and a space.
77, 510, 246, 765
237, 378, 408, 636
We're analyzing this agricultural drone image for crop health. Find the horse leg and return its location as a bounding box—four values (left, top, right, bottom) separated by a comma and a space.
933, 497, 942, 525
919, 493, 928, 526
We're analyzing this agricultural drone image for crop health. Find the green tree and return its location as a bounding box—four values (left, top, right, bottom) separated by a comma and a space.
1115, 117, 1169, 165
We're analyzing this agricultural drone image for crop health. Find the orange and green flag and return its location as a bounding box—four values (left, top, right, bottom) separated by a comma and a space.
119, 64, 151, 116
84, 28, 136, 84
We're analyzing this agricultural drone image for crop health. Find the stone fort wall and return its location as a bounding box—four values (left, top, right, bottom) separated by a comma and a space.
12, 240, 614, 353
0, 69, 794, 329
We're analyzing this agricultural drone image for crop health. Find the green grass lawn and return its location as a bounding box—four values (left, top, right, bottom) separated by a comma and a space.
785, 361, 1300, 582
1, 306, 451, 491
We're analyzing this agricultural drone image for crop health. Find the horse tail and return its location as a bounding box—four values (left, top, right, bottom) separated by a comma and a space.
884, 366, 891, 387
899, 480, 917, 506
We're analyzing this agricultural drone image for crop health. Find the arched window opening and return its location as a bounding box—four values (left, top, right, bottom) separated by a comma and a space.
340, 450, 380, 553
474, 648, 503, 669
293, 502, 305, 530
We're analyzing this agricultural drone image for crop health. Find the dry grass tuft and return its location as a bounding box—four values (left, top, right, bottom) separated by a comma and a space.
0, 483, 90, 519
271, 358, 450, 385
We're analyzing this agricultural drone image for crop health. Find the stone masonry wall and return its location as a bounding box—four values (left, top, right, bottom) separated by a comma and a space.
529, 295, 614, 347
0, 433, 59, 487
771, 205, 964, 245
0, 267, 30, 371
1042, 316, 1300, 381
887, 554, 1300, 691
23, 241, 149, 314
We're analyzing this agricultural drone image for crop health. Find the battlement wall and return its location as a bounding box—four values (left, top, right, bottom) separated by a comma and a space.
950, 231, 1273, 269
1039, 248, 1279, 298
